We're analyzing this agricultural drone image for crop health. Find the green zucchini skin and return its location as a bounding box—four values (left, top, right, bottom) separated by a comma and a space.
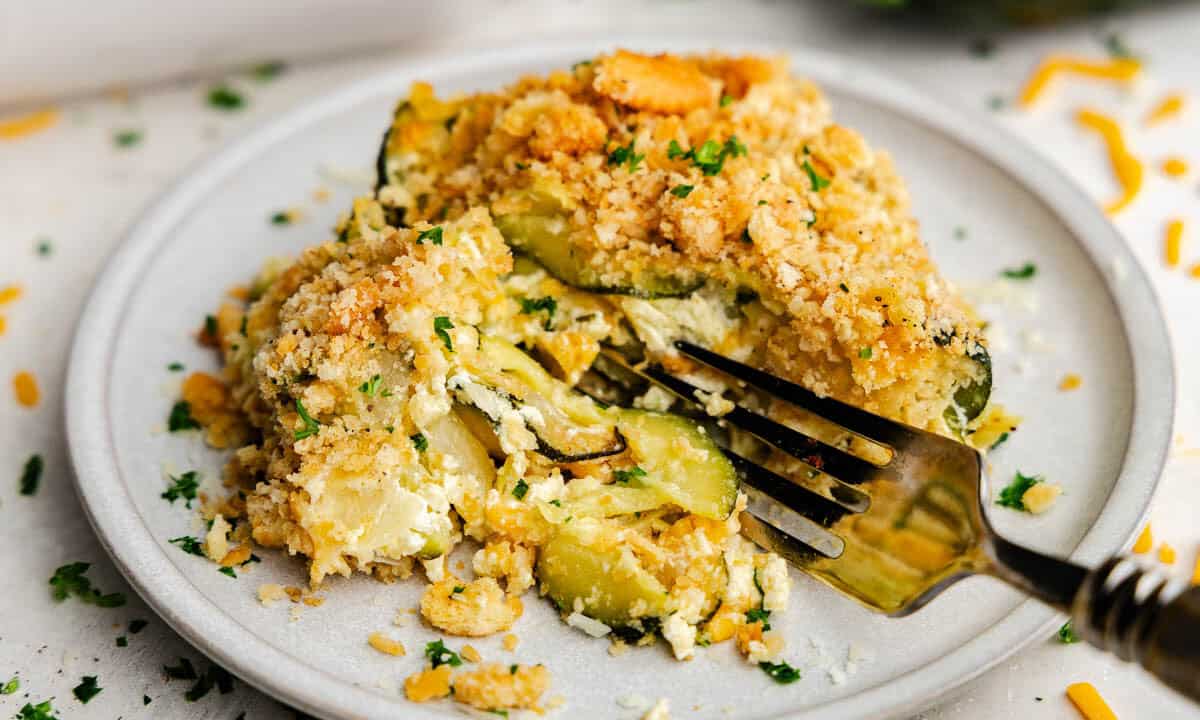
373, 125, 391, 193
944, 340, 992, 431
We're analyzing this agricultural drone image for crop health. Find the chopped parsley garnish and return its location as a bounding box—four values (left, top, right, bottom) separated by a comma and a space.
433, 316, 454, 351
613, 466, 647, 484
606, 138, 644, 173
129, 619, 148, 633
759, 660, 801, 684
49, 562, 125, 607
838, 282, 850, 293
20, 454, 43, 496
207, 85, 245, 111
668, 136, 745, 176
741, 228, 753, 244
161, 470, 199, 508
802, 158, 831, 191
167, 401, 200, 432
15, 700, 57, 720
114, 129, 143, 148
35, 237, 53, 257
518, 296, 557, 324
417, 226, 444, 245
719, 94, 734, 108
989, 432, 1011, 451
250, 60, 287, 81
218, 566, 237, 578
858, 347, 873, 360
987, 95, 1006, 111
452, 585, 465, 594
169, 536, 205, 556
2, 677, 19, 694
1104, 33, 1136, 59
548, 499, 562, 507
1000, 262, 1036, 280
73, 675, 102, 704
116, 636, 128, 647
954, 226, 968, 241
510, 664, 518, 674
164, 658, 198, 680
293, 398, 320, 440
167, 362, 185, 371
359, 374, 390, 397
1058, 619, 1080, 644
425, 639, 463, 668
204, 314, 218, 337
143, 695, 151, 705
411, 433, 429, 452
270, 211, 291, 225
182, 664, 233, 701
745, 607, 772, 630
997, 471, 1042, 511
512, 479, 529, 500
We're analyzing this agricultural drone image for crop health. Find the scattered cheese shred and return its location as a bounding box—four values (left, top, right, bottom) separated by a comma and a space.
1190, 263, 1200, 280
460, 644, 481, 663
1145, 92, 1185, 126
0, 108, 58, 140
1161, 157, 1189, 178
0, 316, 6, 337
1058, 373, 1083, 391
403, 665, 452, 702
1192, 553, 1200, 586
0, 284, 22, 305
367, 631, 406, 656
1165, 219, 1185, 268
1020, 56, 1141, 107
1158, 543, 1176, 565
13, 371, 39, 407
1132, 523, 1153, 554
1066, 682, 1117, 720
1076, 109, 1143, 215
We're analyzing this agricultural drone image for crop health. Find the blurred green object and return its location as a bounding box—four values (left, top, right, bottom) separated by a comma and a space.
859, 0, 1148, 25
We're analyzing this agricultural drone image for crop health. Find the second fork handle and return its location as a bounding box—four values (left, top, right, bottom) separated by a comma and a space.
987, 535, 1200, 704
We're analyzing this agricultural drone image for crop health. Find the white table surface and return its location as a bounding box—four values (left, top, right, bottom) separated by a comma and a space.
1, 2, 1198, 718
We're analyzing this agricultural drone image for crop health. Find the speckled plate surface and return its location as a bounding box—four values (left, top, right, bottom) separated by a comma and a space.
65, 39, 1174, 720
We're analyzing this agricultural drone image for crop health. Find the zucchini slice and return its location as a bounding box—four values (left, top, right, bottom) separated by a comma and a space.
493, 200, 703, 299
944, 341, 992, 431
616, 410, 738, 520
454, 336, 625, 462
537, 521, 668, 626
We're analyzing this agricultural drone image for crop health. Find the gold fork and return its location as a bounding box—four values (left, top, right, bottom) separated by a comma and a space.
596, 340, 1200, 704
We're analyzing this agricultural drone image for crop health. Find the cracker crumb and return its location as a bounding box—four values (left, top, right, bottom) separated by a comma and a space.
502, 633, 519, 651
420, 576, 523, 636
257, 583, 287, 606
643, 697, 671, 720
367, 631, 406, 656
403, 665, 452, 702
460, 644, 481, 663
451, 663, 549, 711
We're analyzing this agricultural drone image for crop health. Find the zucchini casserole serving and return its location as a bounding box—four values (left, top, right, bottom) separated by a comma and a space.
182, 50, 1009, 702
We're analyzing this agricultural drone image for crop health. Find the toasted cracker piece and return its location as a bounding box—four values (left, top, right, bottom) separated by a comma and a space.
420, 576, 523, 636
594, 50, 719, 114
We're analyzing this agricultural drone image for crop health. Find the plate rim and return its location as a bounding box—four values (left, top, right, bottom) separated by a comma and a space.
64, 37, 1175, 720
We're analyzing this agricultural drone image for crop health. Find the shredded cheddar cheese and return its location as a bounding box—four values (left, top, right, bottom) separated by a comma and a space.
13, 371, 39, 407
1132, 523, 1153, 554
367, 631, 407, 656
0, 316, 6, 336
0, 284, 22, 305
1076, 109, 1143, 215
1020, 56, 1141, 107
1189, 263, 1200, 280
1058, 374, 1082, 391
1145, 92, 1185, 126
1066, 682, 1117, 720
1161, 157, 1189, 178
460, 644, 481, 663
1157, 543, 1176, 565
0, 108, 58, 140
1165, 219, 1184, 268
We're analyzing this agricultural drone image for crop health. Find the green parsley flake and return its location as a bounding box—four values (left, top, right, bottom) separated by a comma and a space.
359, 374, 389, 397
16, 700, 57, 720
518, 296, 557, 322
417, 226, 444, 245
512, 478, 529, 500
411, 433, 429, 452
1104, 33, 1136, 60
49, 562, 125, 607
167, 401, 200, 432
839, 282, 850, 293
858, 347, 873, 360
270, 211, 291, 225
2, 677, 19, 694
1000, 262, 1036, 280
73, 676, 102, 704
802, 158, 831, 191
989, 432, 1011, 451
250, 60, 287, 81
169, 535, 205, 557
129, 618, 148, 633
20, 454, 43, 496
745, 607, 772, 631
116, 636, 128, 647
207, 85, 245, 111
548, 499, 561, 507
164, 658, 198, 680
434, 316, 454, 351
987, 95, 1007, 111
670, 184, 694, 198
204, 314, 218, 337
606, 139, 644, 173
759, 660, 801, 684
719, 94, 734, 107
218, 566, 237, 578
293, 398, 320, 440
114, 129, 143, 148
167, 362, 185, 372
668, 136, 745, 176
425, 639, 463, 668
452, 585, 465, 594
143, 695, 151, 705
35, 237, 53, 257
613, 466, 647, 484
1057, 619, 1080, 644
161, 470, 200, 507
997, 470, 1042, 511
953, 226, 968, 241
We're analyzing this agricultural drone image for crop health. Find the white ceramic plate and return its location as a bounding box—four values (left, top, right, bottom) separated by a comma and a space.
66, 39, 1174, 720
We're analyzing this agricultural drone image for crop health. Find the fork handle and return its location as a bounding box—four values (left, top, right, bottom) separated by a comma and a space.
989, 538, 1200, 702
